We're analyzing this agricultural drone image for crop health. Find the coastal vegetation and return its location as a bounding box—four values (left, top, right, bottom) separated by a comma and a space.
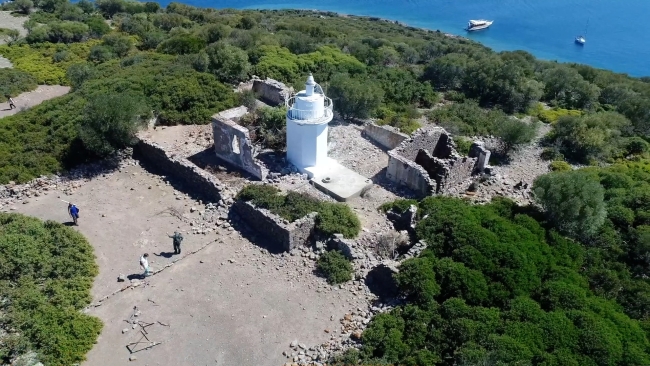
0, 213, 102, 365
347, 194, 650, 365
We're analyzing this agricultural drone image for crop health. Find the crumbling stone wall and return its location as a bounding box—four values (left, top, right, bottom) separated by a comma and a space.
134, 139, 223, 202
386, 127, 480, 196
362, 123, 408, 150
252, 77, 292, 107
233, 200, 317, 252
212, 106, 268, 180
469, 142, 491, 172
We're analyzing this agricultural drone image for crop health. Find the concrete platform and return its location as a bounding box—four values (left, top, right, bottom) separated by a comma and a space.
305, 160, 373, 202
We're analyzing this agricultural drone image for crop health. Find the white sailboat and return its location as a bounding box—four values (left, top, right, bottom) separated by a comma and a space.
575, 19, 589, 45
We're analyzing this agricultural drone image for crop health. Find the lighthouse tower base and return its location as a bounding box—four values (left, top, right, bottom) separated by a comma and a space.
305, 158, 374, 202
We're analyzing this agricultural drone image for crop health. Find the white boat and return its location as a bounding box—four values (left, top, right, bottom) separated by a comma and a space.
466, 19, 493, 31
575, 19, 588, 45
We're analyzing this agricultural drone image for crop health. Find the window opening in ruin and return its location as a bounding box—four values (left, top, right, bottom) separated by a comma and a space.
232, 136, 241, 154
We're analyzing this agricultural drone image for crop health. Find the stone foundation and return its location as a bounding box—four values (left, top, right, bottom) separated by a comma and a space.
362, 123, 408, 150
232, 200, 317, 252
386, 127, 483, 196
134, 139, 224, 203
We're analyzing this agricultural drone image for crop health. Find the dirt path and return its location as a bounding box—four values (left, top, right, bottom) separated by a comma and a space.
0, 85, 70, 118
0, 11, 28, 67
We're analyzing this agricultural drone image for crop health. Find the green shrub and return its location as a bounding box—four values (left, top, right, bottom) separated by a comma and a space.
0, 41, 99, 84
317, 250, 353, 284
454, 136, 473, 155
549, 160, 571, 172
494, 118, 539, 151
236, 185, 361, 238
533, 170, 607, 239
78, 91, 148, 156
535, 106, 583, 124
380, 199, 418, 213
316, 202, 361, 239
0, 213, 102, 365
0, 68, 37, 101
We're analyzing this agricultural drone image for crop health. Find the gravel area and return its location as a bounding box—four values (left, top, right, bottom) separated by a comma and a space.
0, 85, 71, 118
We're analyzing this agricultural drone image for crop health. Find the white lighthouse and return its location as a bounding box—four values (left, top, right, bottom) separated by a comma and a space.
285, 73, 333, 176
285, 74, 373, 202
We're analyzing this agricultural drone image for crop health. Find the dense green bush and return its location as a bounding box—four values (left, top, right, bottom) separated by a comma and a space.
236, 185, 361, 238
317, 250, 353, 284
0, 41, 99, 84
546, 111, 632, 163
549, 160, 571, 172
78, 92, 148, 156
328, 73, 384, 120
0, 213, 102, 365
0, 69, 37, 101
494, 118, 539, 151
350, 196, 650, 365
426, 100, 508, 136
533, 170, 607, 239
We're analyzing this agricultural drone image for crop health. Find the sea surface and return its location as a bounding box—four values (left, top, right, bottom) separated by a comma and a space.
159, 0, 649, 77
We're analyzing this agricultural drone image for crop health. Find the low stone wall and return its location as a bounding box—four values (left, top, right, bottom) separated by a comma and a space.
134, 139, 224, 203
362, 123, 408, 150
233, 200, 317, 252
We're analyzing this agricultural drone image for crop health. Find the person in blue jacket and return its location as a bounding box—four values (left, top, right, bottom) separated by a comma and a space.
68, 203, 80, 225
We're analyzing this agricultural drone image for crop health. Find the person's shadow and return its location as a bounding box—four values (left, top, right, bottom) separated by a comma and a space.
127, 273, 147, 280
63, 221, 77, 226
154, 252, 175, 258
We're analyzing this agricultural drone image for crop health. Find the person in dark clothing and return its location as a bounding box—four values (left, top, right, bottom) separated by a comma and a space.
68, 203, 80, 225
167, 231, 183, 254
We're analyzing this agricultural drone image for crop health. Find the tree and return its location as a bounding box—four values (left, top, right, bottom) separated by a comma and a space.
548, 112, 632, 163
66, 63, 95, 89
77, 0, 95, 14
424, 53, 472, 90
533, 171, 607, 239
205, 41, 251, 83
95, 0, 125, 18
157, 35, 206, 55
328, 73, 384, 120
14, 0, 33, 14
78, 92, 148, 156
101, 33, 133, 57
494, 118, 539, 152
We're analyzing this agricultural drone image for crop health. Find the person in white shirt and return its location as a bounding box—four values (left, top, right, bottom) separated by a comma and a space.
6, 95, 16, 109
140, 253, 151, 277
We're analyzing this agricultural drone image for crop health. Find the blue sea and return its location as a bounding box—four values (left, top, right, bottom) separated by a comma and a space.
159, 0, 649, 77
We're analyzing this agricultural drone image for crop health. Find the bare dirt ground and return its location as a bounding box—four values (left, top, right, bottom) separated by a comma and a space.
11, 160, 369, 366
0, 85, 70, 118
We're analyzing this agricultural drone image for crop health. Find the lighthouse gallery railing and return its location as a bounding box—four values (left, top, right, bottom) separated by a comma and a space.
285, 96, 333, 124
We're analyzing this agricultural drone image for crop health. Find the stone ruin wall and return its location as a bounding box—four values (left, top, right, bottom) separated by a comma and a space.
211, 106, 268, 180
252, 78, 293, 107
386, 127, 482, 196
134, 139, 224, 203
232, 200, 317, 252
362, 123, 408, 150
